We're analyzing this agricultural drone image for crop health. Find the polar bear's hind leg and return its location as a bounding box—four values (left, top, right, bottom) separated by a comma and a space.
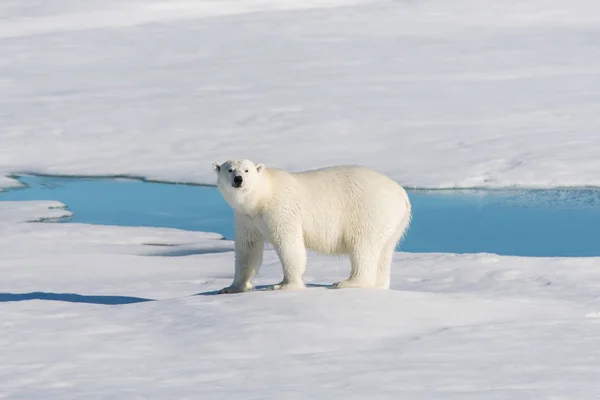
332, 240, 381, 289
375, 209, 412, 289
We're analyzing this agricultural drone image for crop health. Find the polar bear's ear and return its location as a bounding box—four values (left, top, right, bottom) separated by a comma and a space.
212, 162, 221, 173
256, 163, 265, 173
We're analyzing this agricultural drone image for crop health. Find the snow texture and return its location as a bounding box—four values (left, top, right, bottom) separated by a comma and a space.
0, 200, 72, 223
1, 0, 600, 189
1, 201, 600, 399
2, 1, 600, 398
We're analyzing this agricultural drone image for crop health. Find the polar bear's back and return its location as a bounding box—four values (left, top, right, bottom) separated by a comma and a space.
265, 165, 410, 255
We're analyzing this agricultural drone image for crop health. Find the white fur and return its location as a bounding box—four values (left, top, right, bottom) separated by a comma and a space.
212, 159, 412, 293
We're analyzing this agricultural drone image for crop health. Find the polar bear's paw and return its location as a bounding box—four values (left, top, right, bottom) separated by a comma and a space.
218, 282, 253, 294
331, 278, 376, 289
269, 281, 307, 291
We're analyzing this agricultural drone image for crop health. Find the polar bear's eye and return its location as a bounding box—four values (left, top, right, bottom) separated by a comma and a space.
228, 169, 233, 173
245, 169, 248, 173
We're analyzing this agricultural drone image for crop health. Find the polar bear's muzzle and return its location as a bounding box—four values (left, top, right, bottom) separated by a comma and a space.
232, 175, 243, 188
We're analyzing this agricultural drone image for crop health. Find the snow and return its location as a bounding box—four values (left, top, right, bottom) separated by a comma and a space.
2, 1, 600, 398
2, 201, 600, 399
0, 175, 22, 192
0, 200, 72, 223
1, 0, 600, 189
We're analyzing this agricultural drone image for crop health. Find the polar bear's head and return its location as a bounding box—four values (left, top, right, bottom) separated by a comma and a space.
212, 159, 265, 193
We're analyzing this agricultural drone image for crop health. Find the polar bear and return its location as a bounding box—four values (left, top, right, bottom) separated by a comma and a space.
212, 159, 411, 294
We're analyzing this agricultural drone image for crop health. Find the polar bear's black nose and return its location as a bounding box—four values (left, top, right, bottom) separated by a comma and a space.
233, 176, 243, 187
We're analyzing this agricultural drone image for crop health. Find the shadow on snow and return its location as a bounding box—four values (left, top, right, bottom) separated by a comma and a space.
0, 292, 154, 305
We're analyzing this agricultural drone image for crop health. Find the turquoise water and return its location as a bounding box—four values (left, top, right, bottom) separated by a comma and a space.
2, 175, 600, 257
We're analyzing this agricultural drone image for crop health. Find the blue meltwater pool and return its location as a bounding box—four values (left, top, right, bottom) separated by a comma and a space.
2, 175, 599, 257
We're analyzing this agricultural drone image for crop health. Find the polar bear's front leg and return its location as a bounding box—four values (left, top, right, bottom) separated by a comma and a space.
271, 226, 307, 291
219, 236, 264, 294
219, 216, 264, 294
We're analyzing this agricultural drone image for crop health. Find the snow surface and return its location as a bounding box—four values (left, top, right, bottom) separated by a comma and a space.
2, 201, 600, 399
0, 200, 72, 223
2, 1, 600, 398
1, 0, 600, 188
